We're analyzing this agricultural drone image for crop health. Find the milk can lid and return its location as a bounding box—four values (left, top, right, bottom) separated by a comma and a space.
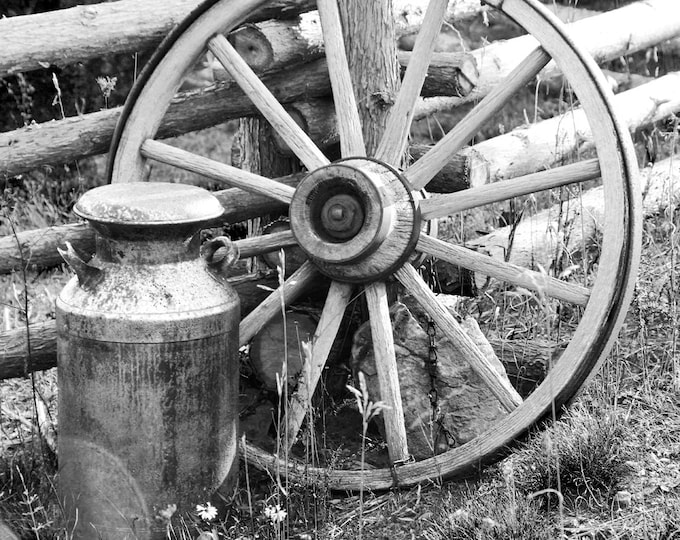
74, 182, 224, 225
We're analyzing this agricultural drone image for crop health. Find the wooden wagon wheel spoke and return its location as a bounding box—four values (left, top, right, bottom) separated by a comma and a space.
405, 46, 551, 190
417, 234, 590, 306
285, 280, 354, 450
141, 139, 295, 203
239, 261, 319, 346
395, 264, 523, 412
317, 0, 365, 157
235, 230, 297, 259
420, 159, 601, 220
107, 0, 269, 183
375, 0, 448, 165
208, 33, 329, 171
364, 281, 410, 463
108, 0, 640, 491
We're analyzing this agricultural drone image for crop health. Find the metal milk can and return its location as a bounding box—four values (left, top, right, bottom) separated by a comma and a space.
56, 182, 240, 539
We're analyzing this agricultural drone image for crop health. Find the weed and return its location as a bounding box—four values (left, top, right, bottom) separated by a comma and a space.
511, 404, 631, 510
95, 75, 118, 109
346, 371, 391, 539
0, 449, 58, 538
425, 482, 558, 540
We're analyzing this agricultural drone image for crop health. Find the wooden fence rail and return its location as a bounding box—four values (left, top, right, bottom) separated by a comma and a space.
0, 0, 315, 75
0, 0, 489, 76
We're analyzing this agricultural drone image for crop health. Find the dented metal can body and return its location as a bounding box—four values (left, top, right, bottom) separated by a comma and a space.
56, 183, 239, 539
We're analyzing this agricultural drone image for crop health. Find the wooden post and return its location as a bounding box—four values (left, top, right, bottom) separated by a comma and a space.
339, 0, 400, 155
230, 75, 305, 398
232, 119, 300, 274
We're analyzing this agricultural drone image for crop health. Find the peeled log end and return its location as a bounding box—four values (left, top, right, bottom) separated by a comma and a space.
247, 304, 354, 398
249, 310, 317, 391
227, 26, 275, 73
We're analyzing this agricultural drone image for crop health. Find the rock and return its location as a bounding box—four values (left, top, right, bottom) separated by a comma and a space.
0, 521, 19, 540
351, 297, 510, 460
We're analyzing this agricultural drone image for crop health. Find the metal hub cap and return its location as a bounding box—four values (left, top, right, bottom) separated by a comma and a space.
320, 193, 364, 240
289, 158, 421, 283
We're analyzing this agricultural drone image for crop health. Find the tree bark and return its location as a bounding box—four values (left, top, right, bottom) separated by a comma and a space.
0, 58, 332, 178
408, 51, 478, 98
0, 0, 488, 76
269, 98, 340, 158
249, 310, 319, 391
232, 106, 301, 271
0, 322, 59, 381
432, 0, 680, 111
261, 71, 680, 192
0, 0, 317, 75
0, 222, 94, 274
339, 0, 400, 155
216, 17, 325, 79
0, 312, 551, 384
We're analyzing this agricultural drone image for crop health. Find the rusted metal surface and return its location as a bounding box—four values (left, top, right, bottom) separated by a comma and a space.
57, 183, 240, 539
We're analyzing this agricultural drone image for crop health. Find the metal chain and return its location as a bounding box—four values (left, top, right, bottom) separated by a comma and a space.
426, 314, 456, 449
422, 259, 457, 449
421, 257, 440, 422
426, 318, 439, 417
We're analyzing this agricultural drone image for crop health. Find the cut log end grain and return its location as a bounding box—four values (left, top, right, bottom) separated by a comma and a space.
249, 311, 317, 392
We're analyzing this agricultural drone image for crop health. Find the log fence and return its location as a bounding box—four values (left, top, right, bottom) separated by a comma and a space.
2, 0, 680, 380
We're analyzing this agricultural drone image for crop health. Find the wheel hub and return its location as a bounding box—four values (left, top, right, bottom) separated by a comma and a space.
289, 158, 422, 283
319, 194, 364, 240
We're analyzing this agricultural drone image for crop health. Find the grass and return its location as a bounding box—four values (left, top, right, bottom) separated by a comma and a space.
511, 404, 630, 509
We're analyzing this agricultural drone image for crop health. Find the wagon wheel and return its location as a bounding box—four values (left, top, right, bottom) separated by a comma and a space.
107, 0, 641, 490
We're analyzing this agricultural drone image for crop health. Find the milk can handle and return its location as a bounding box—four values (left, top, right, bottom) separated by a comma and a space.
58, 241, 103, 291
201, 236, 240, 273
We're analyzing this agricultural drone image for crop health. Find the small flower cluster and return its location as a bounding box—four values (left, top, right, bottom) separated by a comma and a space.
263, 504, 287, 524
196, 502, 218, 521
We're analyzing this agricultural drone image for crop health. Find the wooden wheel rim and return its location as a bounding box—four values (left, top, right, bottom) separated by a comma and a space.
108, 0, 641, 490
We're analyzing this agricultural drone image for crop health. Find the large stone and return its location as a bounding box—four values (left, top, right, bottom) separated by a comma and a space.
351, 296, 510, 460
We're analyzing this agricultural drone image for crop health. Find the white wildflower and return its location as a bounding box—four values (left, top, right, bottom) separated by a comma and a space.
96, 76, 118, 99
263, 504, 287, 524
156, 503, 177, 523
196, 502, 218, 521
